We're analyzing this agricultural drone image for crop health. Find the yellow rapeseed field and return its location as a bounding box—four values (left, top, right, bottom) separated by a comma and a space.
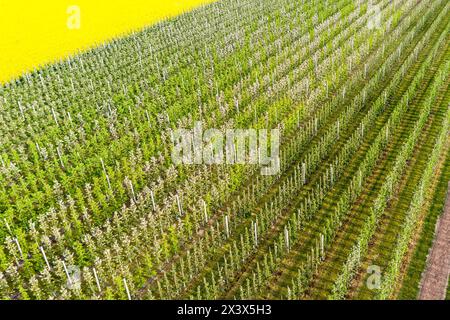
0, 0, 215, 84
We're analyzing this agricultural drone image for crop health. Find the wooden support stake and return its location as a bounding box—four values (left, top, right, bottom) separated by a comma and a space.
39, 246, 51, 269
123, 278, 132, 300
93, 268, 101, 292
14, 238, 23, 257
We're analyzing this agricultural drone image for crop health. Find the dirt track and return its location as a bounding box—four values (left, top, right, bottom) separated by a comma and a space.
419, 182, 450, 300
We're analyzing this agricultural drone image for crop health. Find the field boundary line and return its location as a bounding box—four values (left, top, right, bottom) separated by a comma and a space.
419, 180, 450, 300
